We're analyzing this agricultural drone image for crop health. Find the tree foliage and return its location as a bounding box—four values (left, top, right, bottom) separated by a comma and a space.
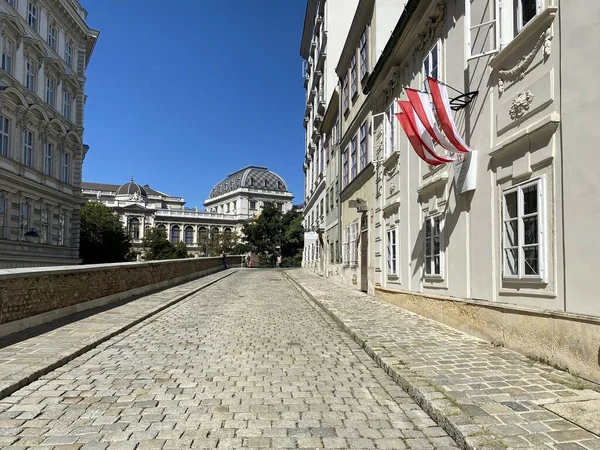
242, 203, 304, 267
142, 227, 190, 260
197, 230, 242, 256
79, 202, 131, 264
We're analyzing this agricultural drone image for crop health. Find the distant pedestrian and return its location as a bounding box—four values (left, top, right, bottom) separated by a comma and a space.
222, 252, 228, 269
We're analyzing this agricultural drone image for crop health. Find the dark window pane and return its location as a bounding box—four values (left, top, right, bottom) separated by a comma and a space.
504, 191, 517, 218
521, 0, 537, 25
425, 220, 432, 238
524, 246, 539, 275
504, 219, 518, 247
504, 249, 519, 276
434, 255, 440, 274
523, 216, 538, 244
523, 185, 537, 214
433, 236, 440, 255
425, 256, 432, 274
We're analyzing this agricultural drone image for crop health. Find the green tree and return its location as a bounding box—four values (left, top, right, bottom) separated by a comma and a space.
142, 227, 190, 260
241, 203, 304, 267
79, 202, 131, 264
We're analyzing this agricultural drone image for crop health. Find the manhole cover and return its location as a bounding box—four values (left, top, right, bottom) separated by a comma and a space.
542, 399, 600, 436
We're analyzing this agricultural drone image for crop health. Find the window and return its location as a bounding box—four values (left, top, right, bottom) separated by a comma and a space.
343, 222, 359, 266
350, 53, 358, 97
264, 179, 268, 187
0, 197, 6, 239
48, 23, 57, 51
502, 178, 544, 280
335, 181, 339, 203
343, 73, 349, 112
359, 121, 368, 171
26, 58, 36, 91
5, 0, 15, 8
0, 115, 9, 157
61, 151, 70, 183
350, 137, 357, 180
170, 225, 181, 243
65, 42, 73, 68
249, 200, 256, 210
233, 200, 237, 211
184, 226, 193, 245
23, 129, 33, 167
424, 214, 443, 277
387, 228, 398, 276
129, 218, 140, 240
58, 213, 66, 245
359, 28, 368, 79
27, 1, 37, 30
342, 149, 349, 188
385, 101, 398, 158
330, 242, 334, 264
515, 0, 540, 32
423, 40, 441, 81
21, 202, 31, 240
1, 37, 13, 75
329, 187, 334, 210
44, 143, 53, 176
63, 90, 72, 120
46, 76, 55, 107
319, 143, 324, 174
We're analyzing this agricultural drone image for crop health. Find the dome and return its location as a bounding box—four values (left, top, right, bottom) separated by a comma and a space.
116, 178, 148, 198
209, 166, 288, 198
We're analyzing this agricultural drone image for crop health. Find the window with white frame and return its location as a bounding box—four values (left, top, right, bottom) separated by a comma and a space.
48, 22, 57, 51
26, 57, 36, 92
359, 27, 368, 79
0, 196, 6, 239
61, 151, 70, 183
5, 0, 15, 9
350, 53, 357, 97
63, 90, 72, 120
343, 222, 359, 266
343, 73, 349, 112
424, 214, 443, 277
342, 148, 349, 187
44, 143, 53, 176
65, 42, 73, 68
41, 207, 48, 243
502, 178, 545, 280
23, 129, 33, 167
466, 0, 543, 60
28, 1, 37, 30
20, 202, 31, 238
387, 227, 398, 276
1, 37, 13, 75
343, 226, 349, 265
350, 137, 357, 180
384, 101, 398, 159
423, 40, 441, 82
58, 212, 66, 245
0, 115, 9, 157
359, 121, 368, 171
46, 76, 55, 107
249, 200, 256, 210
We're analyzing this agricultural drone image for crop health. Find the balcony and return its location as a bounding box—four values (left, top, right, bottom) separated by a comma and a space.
155, 210, 253, 221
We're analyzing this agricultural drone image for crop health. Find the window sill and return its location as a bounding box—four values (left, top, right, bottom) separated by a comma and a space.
489, 6, 558, 71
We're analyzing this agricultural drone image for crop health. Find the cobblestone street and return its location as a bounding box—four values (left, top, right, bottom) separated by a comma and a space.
0, 270, 458, 449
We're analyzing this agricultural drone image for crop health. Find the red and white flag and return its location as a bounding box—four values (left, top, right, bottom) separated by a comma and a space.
427, 76, 473, 153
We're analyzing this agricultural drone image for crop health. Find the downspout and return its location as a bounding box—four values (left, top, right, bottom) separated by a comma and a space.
557, 0, 566, 311
337, 79, 343, 264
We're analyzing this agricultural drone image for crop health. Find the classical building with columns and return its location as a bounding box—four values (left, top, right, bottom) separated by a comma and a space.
82, 167, 294, 258
0, 0, 98, 269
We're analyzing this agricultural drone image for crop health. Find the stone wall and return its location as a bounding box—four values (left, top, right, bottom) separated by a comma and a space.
0, 256, 242, 330
375, 288, 600, 385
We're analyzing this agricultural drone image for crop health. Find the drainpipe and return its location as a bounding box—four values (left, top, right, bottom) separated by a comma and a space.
337, 79, 343, 264
557, 0, 566, 311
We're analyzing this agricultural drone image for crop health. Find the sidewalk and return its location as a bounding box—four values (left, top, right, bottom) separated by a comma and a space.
285, 269, 600, 450
0, 268, 237, 400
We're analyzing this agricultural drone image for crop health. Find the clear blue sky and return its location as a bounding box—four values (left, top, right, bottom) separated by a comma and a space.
80, 0, 306, 209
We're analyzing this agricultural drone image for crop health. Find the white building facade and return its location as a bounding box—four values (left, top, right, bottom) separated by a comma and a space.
300, 0, 358, 274
82, 167, 293, 258
0, 0, 98, 269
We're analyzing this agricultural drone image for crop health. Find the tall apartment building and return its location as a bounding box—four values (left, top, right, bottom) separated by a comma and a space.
0, 0, 98, 268
300, 0, 358, 274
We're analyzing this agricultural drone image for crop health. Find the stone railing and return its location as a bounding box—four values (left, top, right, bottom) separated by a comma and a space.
0, 256, 243, 337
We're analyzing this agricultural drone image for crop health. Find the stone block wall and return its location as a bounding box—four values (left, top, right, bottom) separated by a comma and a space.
0, 256, 242, 326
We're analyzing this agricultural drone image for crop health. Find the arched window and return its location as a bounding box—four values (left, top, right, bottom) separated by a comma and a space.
129, 217, 140, 240
198, 227, 208, 256
184, 226, 194, 245
157, 224, 166, 234
170, 225, 180, 243
211, 226, 219, 242
224, 227, 232, 235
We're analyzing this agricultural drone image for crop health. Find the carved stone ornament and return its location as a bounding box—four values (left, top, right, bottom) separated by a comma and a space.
509, 91, 534, 120
382, 69, 402, 103
38, 121, 49, 142
498, 29, 551, 93
413, 1, 446, 58
389, 182, 395, 194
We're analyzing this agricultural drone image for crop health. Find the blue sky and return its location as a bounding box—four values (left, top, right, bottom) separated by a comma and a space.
79, 0, 306, 209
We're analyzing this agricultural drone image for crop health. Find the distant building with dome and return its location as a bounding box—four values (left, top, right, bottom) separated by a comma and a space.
81, 166, 294, 258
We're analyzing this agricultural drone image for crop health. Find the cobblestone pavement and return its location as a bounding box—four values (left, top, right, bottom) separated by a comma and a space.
0, 269, 236, 399
285, 269, 600, 450
0, 269, 458, 449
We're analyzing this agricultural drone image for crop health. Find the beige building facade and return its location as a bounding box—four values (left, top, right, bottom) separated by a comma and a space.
0, 0, 98, 269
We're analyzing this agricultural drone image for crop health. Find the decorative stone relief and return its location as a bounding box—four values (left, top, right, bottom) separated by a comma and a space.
413, 1, 447, 58
509, 91, 534, 120
498, 29, 552, 93
389, 182, 395, 194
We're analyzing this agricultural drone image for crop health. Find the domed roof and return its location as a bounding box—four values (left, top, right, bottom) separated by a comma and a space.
209, 166, 288, 199
116, 178, 148, 198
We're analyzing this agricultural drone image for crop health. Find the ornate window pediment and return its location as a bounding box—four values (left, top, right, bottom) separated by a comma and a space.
0, 13, 24, 48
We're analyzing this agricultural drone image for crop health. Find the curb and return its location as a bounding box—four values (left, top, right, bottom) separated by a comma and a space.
283, 271, 475, 450
0, 270, 237, 401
